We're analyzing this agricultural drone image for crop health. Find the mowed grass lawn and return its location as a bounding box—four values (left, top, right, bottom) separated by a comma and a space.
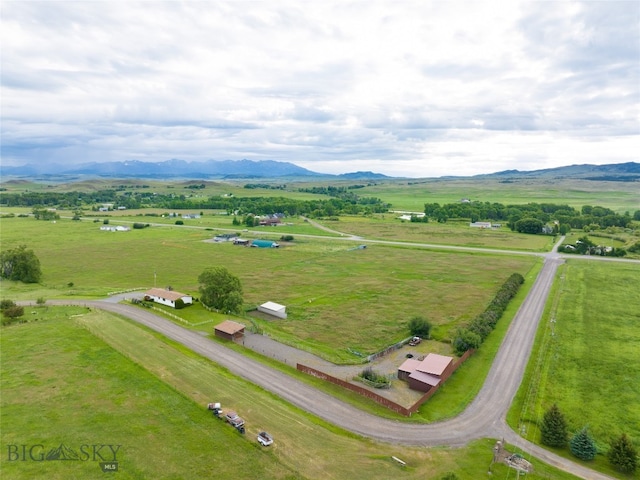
0, 309, 580, 480
510, 260, 640, 476
1, 216, 537, 363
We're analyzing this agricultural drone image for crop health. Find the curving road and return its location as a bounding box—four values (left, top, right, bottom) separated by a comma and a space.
32, 236, 629, 479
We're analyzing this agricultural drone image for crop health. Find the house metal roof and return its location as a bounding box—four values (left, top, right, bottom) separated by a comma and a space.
408, 370, 441, 387
260, 301, 286, 312
416, 353, 453, 376
398, 358, 422, 373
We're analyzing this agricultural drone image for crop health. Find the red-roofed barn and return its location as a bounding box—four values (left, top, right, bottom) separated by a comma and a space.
398, 353, 455, 392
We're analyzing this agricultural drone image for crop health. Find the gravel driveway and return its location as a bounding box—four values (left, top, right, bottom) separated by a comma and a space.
27, 234, 628, 480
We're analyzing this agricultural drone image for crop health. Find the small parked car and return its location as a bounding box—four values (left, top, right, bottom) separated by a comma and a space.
257, 431, 273, 446
408, 336, 421, 346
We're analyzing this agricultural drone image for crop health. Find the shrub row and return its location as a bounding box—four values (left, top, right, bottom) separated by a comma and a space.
453, 273, 524, 355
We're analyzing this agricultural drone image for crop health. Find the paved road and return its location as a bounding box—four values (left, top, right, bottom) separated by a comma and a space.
30, 235, 631, 479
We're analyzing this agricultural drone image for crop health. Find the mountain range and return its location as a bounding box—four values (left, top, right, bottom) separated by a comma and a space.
0, 159, 388, 180
1, 159, 638, 181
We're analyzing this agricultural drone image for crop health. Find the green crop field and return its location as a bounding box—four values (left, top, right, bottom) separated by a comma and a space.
0, 309, 579, 480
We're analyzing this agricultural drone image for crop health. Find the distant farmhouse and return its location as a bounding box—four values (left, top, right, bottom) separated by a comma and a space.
144, 288, 193, 308
398, 353, 455, 392
469, 222, 493, 228
469, 222, 502, 229
258, 214, 284, 226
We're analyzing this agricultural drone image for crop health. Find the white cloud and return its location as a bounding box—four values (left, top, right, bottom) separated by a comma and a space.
1, 0, 638, 177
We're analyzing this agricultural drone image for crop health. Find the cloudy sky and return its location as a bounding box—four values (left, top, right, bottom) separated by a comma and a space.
1, 1, 638, 177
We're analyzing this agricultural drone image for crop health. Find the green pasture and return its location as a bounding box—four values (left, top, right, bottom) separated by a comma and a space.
509, 260, 640, 479
327, 214, 556, 251
0, 309, 298, 480
0, 177, 326, 202
0, 310, 579, 480
353, 178, 640, 214
108, 256, 541, 424
3, 176, 638, 215
0, 215, 537, 363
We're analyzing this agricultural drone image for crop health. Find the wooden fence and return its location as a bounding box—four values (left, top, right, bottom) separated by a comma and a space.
297, 348, 475, 417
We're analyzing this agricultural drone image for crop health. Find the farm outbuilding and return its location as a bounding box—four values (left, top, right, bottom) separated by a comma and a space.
144, 288, 193, 308
257, 301, 287, 319
214, 320, 246, 341
251, 239, 280, 248
398, 353, 454, 393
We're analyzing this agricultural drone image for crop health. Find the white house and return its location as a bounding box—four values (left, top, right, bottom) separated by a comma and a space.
257, 301, 287, 319
470, 222, 492, 228
144, 288, 193, 308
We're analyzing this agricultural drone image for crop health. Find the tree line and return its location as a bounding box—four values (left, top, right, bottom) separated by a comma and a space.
453, 273, 524, 355
2, 190, 389, 218
423, 201, 636, 232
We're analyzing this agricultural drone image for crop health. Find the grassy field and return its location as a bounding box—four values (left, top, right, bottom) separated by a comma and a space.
0, 215, 537, 363
0, 309, 580, 480
509, 260, 640, 478
2, 176, 638, 214
350, 178, 640, 214
324, 214, 557, 250
2, 177, 638, 479
0, 308, 299, 480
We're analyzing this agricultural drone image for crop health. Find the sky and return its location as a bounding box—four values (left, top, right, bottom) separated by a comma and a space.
1, 1, 639, 178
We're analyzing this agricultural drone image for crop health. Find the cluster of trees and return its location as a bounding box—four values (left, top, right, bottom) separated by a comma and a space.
243, 183, 287, 190
32, 207, 60, 221
453, 273, 524, 355
0, 245, 42, 283
541, 404, 637, 473
198, 267, 243, 314
408, 316, 432, 338
1, 299, 24, 325
557, 236, 627, 257
423, 201, 635, 232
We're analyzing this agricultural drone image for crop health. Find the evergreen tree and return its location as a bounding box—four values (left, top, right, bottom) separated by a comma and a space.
570, 427, 597, 461
608, 433, 637, 473
540, 404, 568, 448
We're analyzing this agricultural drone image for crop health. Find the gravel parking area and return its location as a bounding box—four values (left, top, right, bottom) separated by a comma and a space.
241, 330, 425, 407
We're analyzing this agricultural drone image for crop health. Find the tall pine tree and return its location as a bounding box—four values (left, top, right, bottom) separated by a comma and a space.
570, 427, 597, 460
608, 433, 637, 473
540, 404, 568, 448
